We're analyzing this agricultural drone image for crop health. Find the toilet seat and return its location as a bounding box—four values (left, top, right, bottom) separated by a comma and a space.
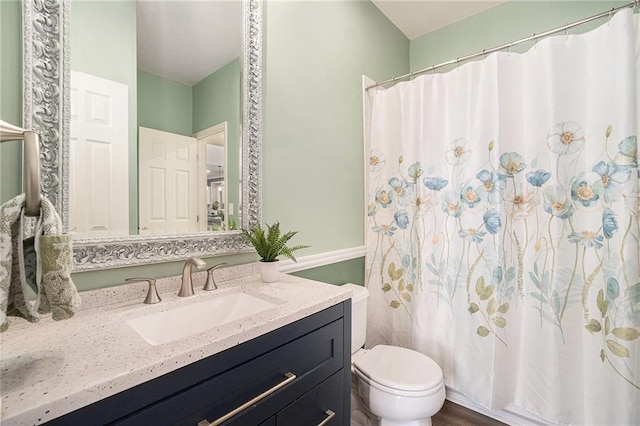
353, 345, 443, 397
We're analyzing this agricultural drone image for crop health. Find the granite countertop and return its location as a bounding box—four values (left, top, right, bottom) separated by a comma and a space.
0, 272, 352, 425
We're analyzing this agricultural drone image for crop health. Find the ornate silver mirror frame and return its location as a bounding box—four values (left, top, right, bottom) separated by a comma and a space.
22, 0, 262, 271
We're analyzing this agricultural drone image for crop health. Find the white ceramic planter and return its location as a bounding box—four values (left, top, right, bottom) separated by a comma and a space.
257, 260, 279, 283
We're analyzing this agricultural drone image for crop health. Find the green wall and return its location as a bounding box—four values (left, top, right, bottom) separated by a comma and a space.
193, 58, 241, 135
292, 257, 365, 286
410, 1, 629, 73
137, 70, 193, 136
263, 0, 409, 254
0, 0, 23, 203
193, 58, 242, 226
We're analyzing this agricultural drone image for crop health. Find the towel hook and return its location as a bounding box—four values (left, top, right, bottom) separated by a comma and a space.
0, 120, 41, 216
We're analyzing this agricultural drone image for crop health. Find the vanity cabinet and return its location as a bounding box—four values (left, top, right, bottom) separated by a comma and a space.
45, 301, 351, 426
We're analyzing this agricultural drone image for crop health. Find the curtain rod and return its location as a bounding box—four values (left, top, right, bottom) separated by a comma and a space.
365, 0, 639, 90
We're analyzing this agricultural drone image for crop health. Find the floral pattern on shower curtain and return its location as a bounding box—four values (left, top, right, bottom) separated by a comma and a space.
365, 10, 639, 425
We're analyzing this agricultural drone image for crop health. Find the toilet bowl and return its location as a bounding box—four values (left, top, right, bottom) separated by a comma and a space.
344, 284, 445, 426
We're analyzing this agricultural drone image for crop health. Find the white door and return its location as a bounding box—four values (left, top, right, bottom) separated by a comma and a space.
138, 127, 199, 234
69, 71, 129, 238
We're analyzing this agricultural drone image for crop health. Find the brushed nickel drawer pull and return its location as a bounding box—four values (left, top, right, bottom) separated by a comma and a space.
318, 409, 336, 426
197, 372, 297, 426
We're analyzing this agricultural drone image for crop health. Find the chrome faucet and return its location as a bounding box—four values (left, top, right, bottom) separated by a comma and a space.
179, 257, 206, 297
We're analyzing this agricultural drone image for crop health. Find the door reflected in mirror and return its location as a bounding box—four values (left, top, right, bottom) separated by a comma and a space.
68, 0, 242, 238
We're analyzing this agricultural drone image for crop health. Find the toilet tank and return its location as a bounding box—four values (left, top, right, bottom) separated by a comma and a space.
343, 283, 369, 354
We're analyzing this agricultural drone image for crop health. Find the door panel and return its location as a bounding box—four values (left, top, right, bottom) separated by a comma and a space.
139, 127, 199, 234
69, 71, 129, 237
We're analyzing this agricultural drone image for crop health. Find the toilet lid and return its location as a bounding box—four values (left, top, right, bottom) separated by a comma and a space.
353, 345, 443, 392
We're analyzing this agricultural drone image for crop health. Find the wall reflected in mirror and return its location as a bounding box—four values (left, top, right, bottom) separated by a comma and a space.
69, 0, 242, 238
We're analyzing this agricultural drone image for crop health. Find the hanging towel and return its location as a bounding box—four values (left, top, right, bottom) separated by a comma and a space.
0, 194, 81, 331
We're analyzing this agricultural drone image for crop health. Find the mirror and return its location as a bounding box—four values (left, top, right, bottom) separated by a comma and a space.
22, 0, 263, 271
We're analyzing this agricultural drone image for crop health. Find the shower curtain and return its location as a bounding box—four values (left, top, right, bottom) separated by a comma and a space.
365, 10, 639, 425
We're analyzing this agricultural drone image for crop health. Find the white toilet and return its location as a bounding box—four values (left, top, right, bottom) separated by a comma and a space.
345, 284, 445, 426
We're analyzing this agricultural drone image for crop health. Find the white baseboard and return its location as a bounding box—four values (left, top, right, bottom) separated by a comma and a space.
279, 246, 366, 274
445, 387, 551, 425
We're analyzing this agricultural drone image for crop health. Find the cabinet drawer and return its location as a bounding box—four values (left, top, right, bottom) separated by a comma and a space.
276, 371, 344, 426
117, 318, 344, 425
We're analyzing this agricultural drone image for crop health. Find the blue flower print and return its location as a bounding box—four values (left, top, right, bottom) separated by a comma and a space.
613, 136, 637, 167
458, 228, 486, 243
423, 176, 448, 191
389, 177, 415, 207
460, 183, 482, 208
546, 122, 585, 155
568, 231, 603, 249
592, 161, 632, 203
375, 188, 393, 208
526, 169, 551, 187
499, 152, 526, 177
394, 210, 410, 230
571, 174, 601, 209
483, 209, 502, 235
602, 208, 618, 239
373, 224, 397, 236
407, 162, 424, 181
445, 138, 471, 166
441, 191, 462, 218
476, 170, 506, 205
606, 278, 620, 300
543, 185, 573, 219
402, 254, 411, 269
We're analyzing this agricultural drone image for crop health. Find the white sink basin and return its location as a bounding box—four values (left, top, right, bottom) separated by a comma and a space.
126, 292, 277, 345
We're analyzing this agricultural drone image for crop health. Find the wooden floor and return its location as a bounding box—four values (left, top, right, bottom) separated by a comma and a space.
432, 401, 507, 426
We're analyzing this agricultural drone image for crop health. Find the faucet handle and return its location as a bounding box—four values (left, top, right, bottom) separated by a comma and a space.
125, 277, 162, 304
204, 263, 228, 291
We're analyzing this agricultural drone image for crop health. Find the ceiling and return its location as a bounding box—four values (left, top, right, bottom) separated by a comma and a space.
136, 1, 242, 86
137, 0, 506, 86
371, 0, 507, 40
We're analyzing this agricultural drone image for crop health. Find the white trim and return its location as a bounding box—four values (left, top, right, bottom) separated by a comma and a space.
195, 122, 229, 231
445, 387, 550, 426
193, 121, 226, 142
280, 246, 366, 274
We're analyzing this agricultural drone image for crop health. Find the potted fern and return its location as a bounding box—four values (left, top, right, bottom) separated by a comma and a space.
242, 222, 309, 282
